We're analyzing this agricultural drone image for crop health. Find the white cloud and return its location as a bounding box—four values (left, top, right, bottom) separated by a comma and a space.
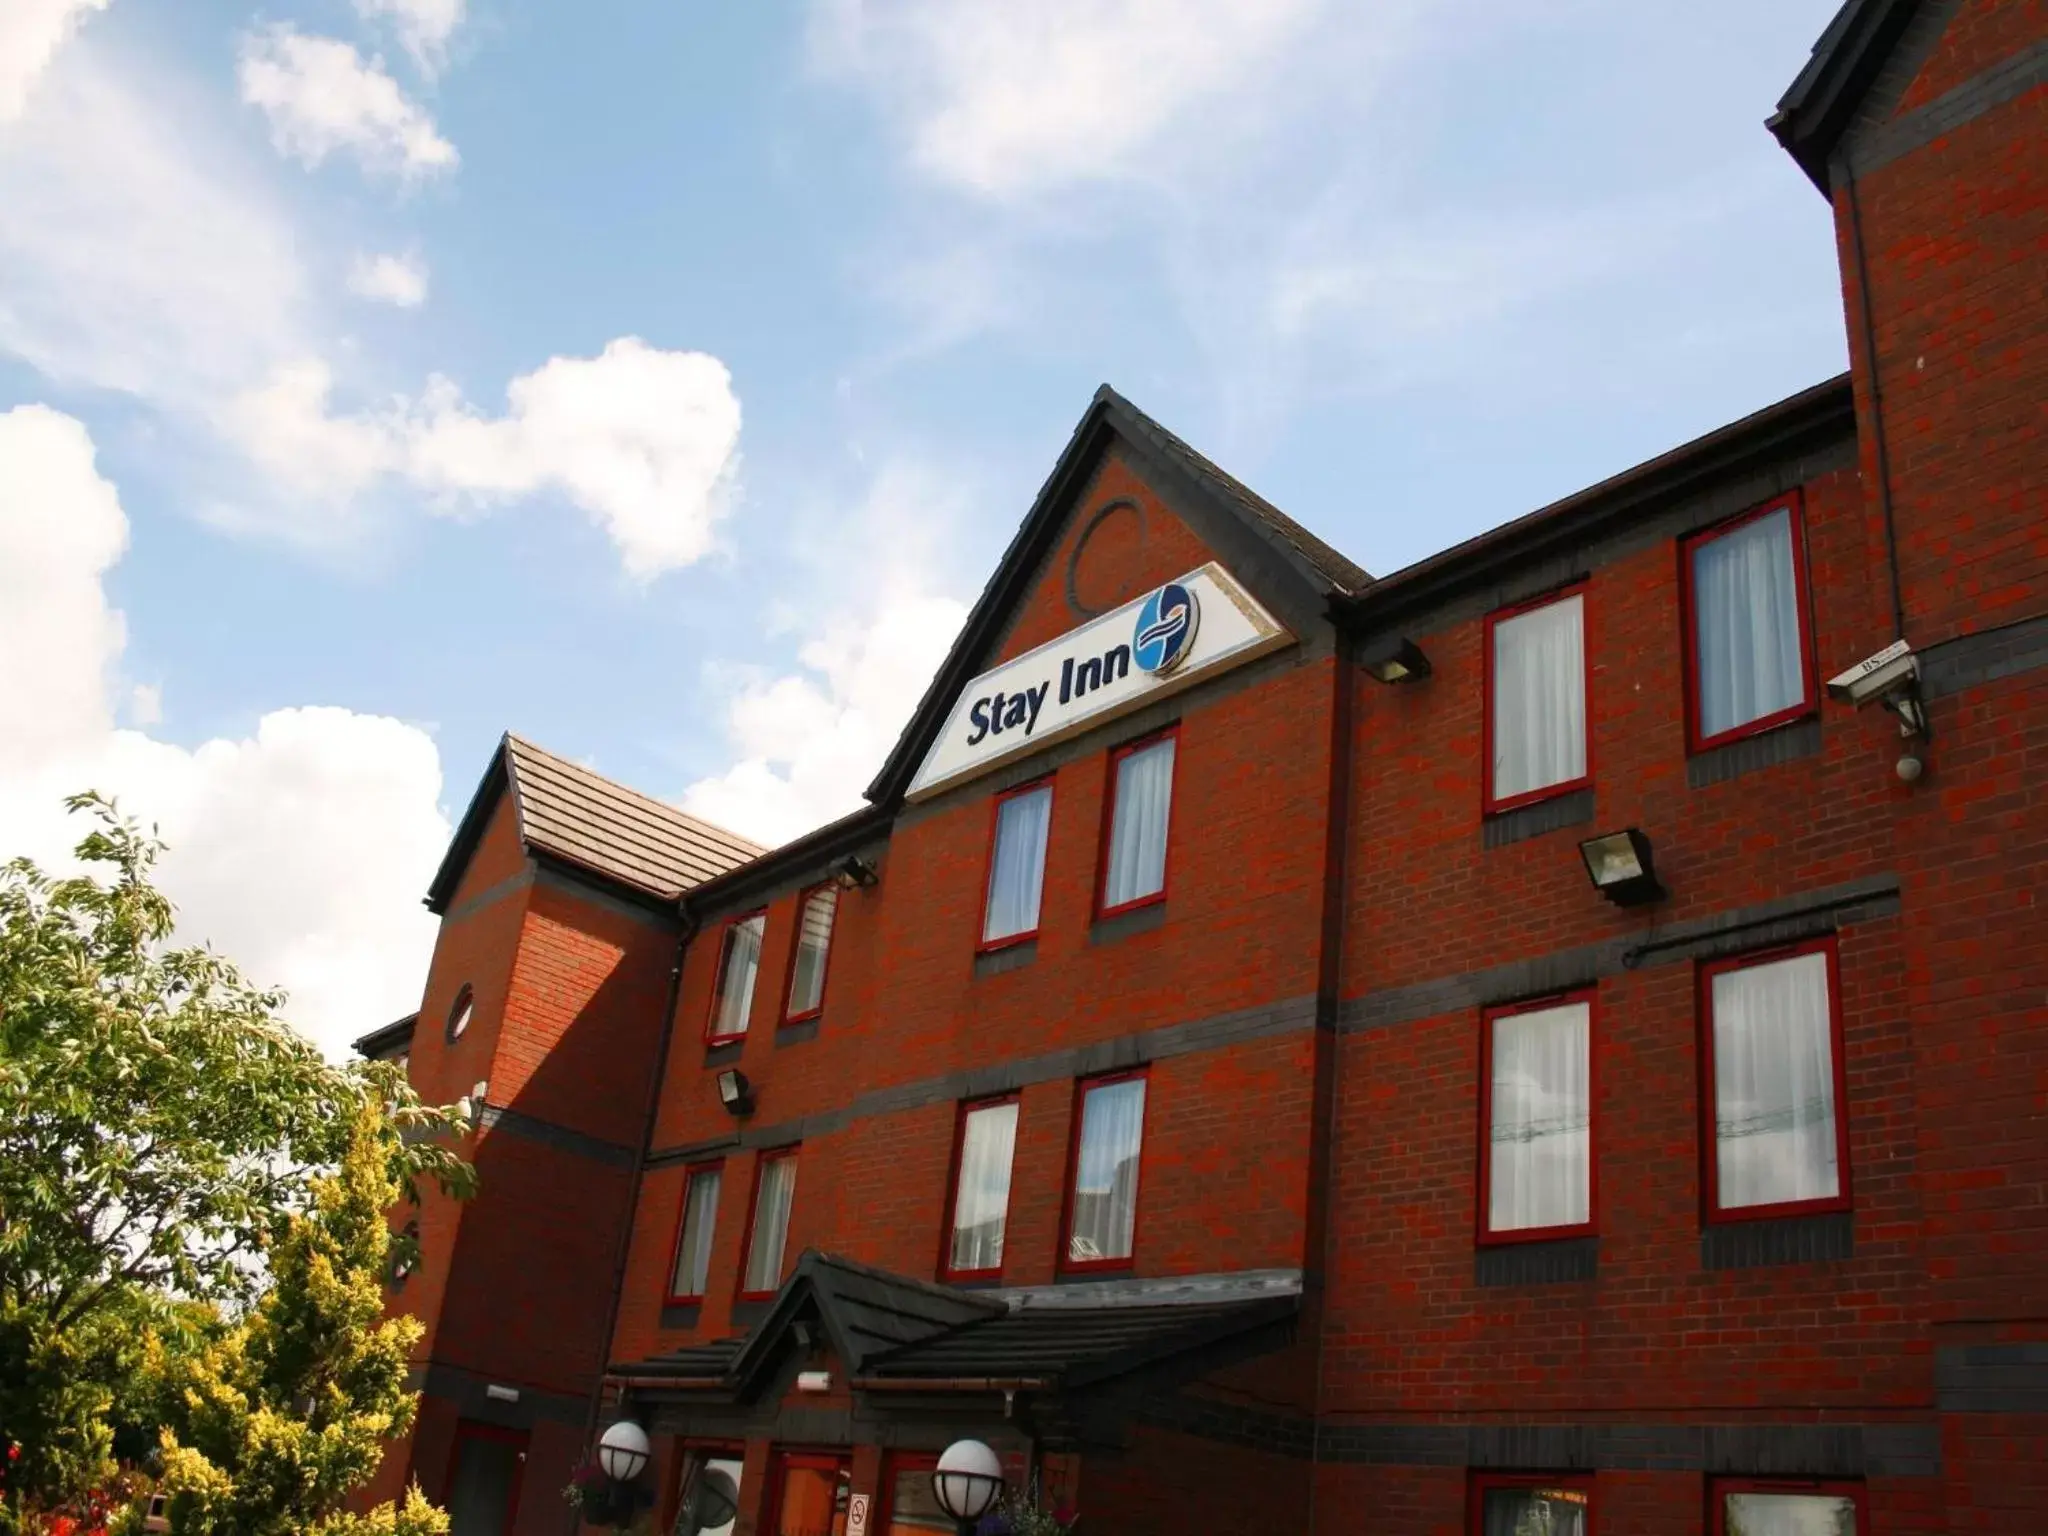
0, 0, 106, 123
811, 0, 1324, 197
680, 458, 972, 844
223, 338, 745, 578
0, 42, 309, 399
0, 404, 448, 1060
348, 249, 429, 307
354, 0, 465, 75
681, 594, 968, 845
238, 26, 457, 181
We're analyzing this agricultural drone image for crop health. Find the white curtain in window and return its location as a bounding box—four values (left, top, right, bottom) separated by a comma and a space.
744, 1155, 796, 1293
1488, 1002, 1591, 1233
983, 786, 1052, 942
711, 915, 764, 1038
1069, 1078, 1146, 1263
1481, 1488, 1589, 1536
1102, 737, 1175, 909
1694, 506, 1805, 738
1713, 951, 1839, 1209
1492, 594, 1586, 802
949, 1101, 1019, 1273
671, 1168, 721, 1298
1722, 1491, 1858, 1536
785, 888, 837, 1016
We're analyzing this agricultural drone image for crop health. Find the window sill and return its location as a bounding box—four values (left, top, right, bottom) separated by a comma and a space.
1700, 1209, 1852, 1270
1688, 716, 1822, 788
974, 939, 1037, 978
1482, 787, 1595, 849
1475, 1236, 1598, 1287
729, 1297, 772, 1327
1090, 901, 1167, 946
703, 1039, 745, 1069
775, 1018, 819, 1048
1055, 1262, 1135, 1283
659, 1301, 702, 1331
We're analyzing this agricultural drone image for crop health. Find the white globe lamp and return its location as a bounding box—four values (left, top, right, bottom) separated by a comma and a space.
596, 1418, 651, 1483
931, 1439, 1003, 1534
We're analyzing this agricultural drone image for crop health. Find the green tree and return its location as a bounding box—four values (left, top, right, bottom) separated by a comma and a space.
0, 795, 473, 1531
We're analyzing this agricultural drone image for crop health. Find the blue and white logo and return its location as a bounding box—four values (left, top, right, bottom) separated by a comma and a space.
1132, 581, 1199, 675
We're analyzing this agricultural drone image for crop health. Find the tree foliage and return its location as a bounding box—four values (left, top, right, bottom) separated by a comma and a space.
0, 795, 474, 1532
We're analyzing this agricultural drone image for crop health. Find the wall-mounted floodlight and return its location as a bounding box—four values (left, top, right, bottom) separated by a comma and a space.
1578, 829, 1665, 907
1361, 636, 1431, 685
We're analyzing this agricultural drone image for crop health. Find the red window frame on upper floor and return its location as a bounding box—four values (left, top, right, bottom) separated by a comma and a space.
1469, 1472, 1594, 1536
1094, 724, 1179, 921
1709, 1478, 1867, 1536
779, 883, 839, 1026
1679, 492, 1819, 755
1481, 582, 1593, 816
938, 1093, 1021, 1283
702, 909, 767, 1047
1477, 989, 1599, 1247
662, 1159, 724, 1307
735, 1145, 799, 1302
1698, 936, 1852, 1225
1057, 1068, 1149, 1278
978, 775, 1056, 954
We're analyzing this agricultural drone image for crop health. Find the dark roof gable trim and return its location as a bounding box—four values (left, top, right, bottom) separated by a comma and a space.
1769, 0, 1927, 192
352, 1012, 418, 1061
862, 385, 1370, 809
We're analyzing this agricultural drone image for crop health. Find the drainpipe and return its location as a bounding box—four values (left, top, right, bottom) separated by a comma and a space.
568, 899, 699, 1534
1841, 158, 1909, 643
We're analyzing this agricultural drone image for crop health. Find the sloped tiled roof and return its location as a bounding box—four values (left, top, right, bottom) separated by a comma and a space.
424, 734, 766, 914
503, 736, 765, 902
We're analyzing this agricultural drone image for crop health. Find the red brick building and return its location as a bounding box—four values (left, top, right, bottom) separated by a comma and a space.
364, 3, 2047, 1532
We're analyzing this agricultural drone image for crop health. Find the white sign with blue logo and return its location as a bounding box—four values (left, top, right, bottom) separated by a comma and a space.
906, 562, 1291, 800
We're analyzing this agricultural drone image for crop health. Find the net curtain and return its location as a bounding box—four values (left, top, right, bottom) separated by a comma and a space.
1713, 951, 1839, 1209
1491, 595, 1586, 802
1693, 506, 1806, 738
1102, 736, 1174, 908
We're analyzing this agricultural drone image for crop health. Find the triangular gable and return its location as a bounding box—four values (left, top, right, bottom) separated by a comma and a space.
724, 1251, 1005, 1398
865, 385, 1368, 806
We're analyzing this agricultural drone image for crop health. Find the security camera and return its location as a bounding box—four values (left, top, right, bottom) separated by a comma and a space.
1826, 638, 1917, 707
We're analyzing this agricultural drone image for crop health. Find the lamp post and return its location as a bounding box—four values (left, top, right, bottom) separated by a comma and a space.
930, 1439, 1003, 1536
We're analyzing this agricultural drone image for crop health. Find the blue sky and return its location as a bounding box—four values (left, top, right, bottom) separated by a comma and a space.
0, 0, 1849, 1051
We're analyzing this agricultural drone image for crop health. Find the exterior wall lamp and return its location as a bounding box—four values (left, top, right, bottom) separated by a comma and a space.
835, 854, 880, 890
716, 1069, 754, 1117
931, 1439, 1004, 1536
1578, 828, 1665, 906
1360, 636, 1432, 684
595, 1419, 651, 1483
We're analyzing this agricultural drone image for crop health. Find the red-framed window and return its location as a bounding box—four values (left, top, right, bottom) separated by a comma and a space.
1096, 725, 1178, 919
1680, 492, 1818, 754
979, 777, 1054, 951
781, 884, 839, 1024
1483, 584, 1591, 814
877, 1451, 943, 1536
663, 1160, 724, 1306
1710, 1478, 1865, 1535
665, 1444, 745, 1536
444, 1420, 528, 1536
736, 1146, 798, 1300
1700, 937, 1851, 1223
763, 1450, 850, 1536
939, 1095, 1020, 1282
703, 910, 766, 1046
1470, 1474, 1592, 1534
1059, 1070, 1148, 1275
1479, 990, 1597, 1245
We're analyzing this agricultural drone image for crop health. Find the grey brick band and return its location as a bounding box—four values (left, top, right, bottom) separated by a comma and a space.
1936, 1343, 2048, 1414
1920, 613, 2048, 701
478, 1102, 638, 1169
1338, 874, 1901, 1036
1845, 37, 2048, 183
649, 993, 1318, 1168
